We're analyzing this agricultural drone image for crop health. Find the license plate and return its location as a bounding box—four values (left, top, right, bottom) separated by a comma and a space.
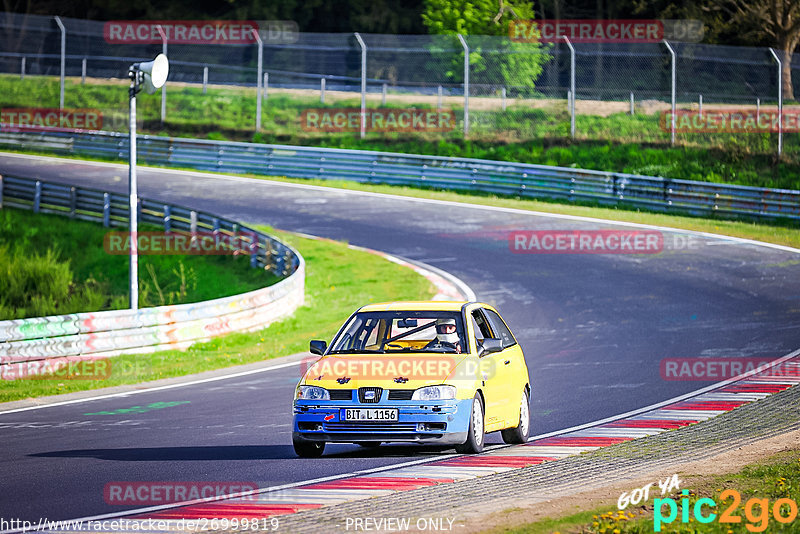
343, 408, 398, 421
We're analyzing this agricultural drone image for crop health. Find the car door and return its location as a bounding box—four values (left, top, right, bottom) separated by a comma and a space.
482, 307, 527, 427
469, 307, 508, 431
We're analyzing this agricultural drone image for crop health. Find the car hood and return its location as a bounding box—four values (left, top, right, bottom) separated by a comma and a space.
301, 353, 469, 390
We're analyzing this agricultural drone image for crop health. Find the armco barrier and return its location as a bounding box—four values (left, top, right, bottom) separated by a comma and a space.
0, 130, 798, 221
0, 174, 304, 379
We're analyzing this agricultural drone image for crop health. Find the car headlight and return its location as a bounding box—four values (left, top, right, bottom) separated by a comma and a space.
296, 385, 330, 401
412, 385, 456, 401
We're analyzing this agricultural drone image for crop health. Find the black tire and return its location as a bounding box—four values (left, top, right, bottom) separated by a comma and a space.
455, 394, 485, 454
355, 441, 381, 448
293, 437, 325, 457
501, 389, 530, 444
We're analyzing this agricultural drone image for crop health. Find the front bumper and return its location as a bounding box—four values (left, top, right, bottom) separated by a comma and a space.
292, 398, 472, 445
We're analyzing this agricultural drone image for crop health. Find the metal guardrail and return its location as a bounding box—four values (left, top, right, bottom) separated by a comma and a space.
0, 174, 305, 379
1, 130, 798, 221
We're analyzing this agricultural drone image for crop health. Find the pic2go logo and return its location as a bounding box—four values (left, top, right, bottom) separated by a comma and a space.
654, 489, 799, 532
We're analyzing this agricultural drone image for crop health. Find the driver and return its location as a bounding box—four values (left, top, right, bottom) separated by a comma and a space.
424, 317, 462, 353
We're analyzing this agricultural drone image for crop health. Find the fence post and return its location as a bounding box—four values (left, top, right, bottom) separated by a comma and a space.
250, 233, 258, 268
382, 83, 387, 105
769, 48, 783, 157
663, 40, 676, 146
457, 34, 469, 136
563, 36, 575, 138
156, 25, 167, 125
252, 29, 263, 132
437, 85, 442, 110
20, 57, 25, 80
54, 16, 65, 110
698, 94, 703, 118
263, 72, 269, 100
354, 32, 367, 139
320, 77, 325, 103
501, 87, 506, 111
81, 58, 87, 84
757, 97, 760, 116
203, 66, 208, 94
630, 92, 634, 115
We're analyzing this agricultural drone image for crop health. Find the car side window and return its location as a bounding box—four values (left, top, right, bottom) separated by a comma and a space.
471, 309, 494, 349
483, 309, 517, 349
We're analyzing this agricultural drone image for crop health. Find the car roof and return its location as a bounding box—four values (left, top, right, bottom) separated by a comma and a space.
359, 301, 471, 312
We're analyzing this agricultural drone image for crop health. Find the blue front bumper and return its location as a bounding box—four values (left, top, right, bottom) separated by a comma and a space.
292, 397, 472, 444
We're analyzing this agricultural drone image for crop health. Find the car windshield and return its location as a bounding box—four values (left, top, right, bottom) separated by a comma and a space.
328, 311, 466, 354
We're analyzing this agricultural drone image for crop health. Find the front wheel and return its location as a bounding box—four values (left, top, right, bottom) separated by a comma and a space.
501, 389, 530, 444
293, 437, 325, 457
455, 394, 485, 454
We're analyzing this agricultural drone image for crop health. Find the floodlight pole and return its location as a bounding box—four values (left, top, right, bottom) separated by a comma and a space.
156, 25, 167, 125
457, 34, 469, 136
128, 69, 139, 311
769, 47, 783, 156
563, 35, 575, 139
663, 40, 676, 146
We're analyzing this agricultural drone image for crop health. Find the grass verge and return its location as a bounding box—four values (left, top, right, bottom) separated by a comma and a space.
0, 226, 436, 402
0, 207, 273, 319
490, 448, 800, 533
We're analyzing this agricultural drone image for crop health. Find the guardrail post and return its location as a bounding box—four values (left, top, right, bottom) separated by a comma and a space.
663, 179, 672, 205
102, 193, 110, 226
33, 181, 42, 213
69, 186, 76, 218
663, 40, 676, 146
457, 34, 469, 136
203, 66, 208, 94
354, 32, 367, 139
164, 205, 171, 232
54, 16, 65, 109
769, 48, 783, 157
250, 233, 258, 268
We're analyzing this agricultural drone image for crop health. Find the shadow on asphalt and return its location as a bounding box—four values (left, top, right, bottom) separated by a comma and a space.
29, 444, 458, 461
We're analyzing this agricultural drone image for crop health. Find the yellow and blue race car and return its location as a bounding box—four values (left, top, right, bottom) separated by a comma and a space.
292, 301, 531, 457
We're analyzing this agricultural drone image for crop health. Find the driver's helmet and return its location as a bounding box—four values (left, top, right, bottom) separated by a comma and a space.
435, 317, 458, 345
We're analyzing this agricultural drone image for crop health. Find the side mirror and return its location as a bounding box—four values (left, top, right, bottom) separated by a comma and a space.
479, 338, 503, 357
309, 340, 327, 356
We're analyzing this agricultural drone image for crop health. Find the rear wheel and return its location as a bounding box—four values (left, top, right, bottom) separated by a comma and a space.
455, 394, 484, 454
293, 437, 325, 458
501, 389, 530, 444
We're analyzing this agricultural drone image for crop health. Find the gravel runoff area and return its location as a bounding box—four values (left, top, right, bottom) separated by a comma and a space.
230, 381, 800, 534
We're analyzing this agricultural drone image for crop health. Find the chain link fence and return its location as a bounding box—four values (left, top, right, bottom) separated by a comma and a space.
0, 12, 797, 156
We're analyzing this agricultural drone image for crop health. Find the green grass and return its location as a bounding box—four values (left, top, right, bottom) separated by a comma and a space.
0, 208, 273, 319
0, 225, 436, 402
2, 74, 800, 191
488, 450, 800, 533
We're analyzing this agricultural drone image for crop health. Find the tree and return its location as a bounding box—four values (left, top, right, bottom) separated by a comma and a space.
705, 0, 800, 100
421, 0, 549, 94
